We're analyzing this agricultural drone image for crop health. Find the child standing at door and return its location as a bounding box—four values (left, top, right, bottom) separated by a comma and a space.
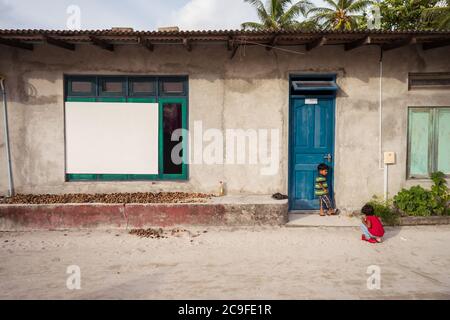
315, 163, 339, 216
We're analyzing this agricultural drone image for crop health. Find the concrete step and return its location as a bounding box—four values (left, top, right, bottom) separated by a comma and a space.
287, 213, 360, 228
0, 195, 289, 231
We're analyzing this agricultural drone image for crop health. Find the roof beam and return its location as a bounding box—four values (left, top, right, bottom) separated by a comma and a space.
306, 37, 327, 51
227, 37, 234, 51
0, 38, 34, 50
45, 36, 75, 51
139, 37, 154, 51
422, 39, 450, 50
345, 36, 371, 51
382, 37, 416, 52
230, 43, 239, 60
89, 36, 114, 52
183, 38, 192, 51
266, 35, 280, 51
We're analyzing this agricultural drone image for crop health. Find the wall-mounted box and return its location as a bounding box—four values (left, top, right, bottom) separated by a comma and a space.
384, 152, 396, 165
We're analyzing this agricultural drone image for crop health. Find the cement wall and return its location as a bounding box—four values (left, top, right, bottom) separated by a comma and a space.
0, 42, 449, 211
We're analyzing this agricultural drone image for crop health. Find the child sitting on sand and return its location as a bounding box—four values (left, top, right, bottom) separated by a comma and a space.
360, 204, 385, 243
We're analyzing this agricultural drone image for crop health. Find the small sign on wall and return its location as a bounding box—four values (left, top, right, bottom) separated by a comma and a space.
384, 152, 396, 165
305, 98, 318, 105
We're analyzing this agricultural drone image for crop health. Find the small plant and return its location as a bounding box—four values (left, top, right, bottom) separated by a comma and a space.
393, 171, 449, 216
394, 186, 434, 216
431, 172, 450, 216
367, 196, 400, 226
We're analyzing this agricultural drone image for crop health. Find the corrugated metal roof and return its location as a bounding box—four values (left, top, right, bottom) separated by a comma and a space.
0, 29, 449, 51
0, 28, 449, 36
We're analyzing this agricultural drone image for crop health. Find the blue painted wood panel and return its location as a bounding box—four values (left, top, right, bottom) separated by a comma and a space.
289, 98, 335, 210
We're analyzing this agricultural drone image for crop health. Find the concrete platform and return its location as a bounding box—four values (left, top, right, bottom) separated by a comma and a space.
399, 216, 450, 226
0, 195, 288, 231
287, 213, 361, 228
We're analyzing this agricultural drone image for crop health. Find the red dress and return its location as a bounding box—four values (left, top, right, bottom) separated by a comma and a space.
367, 216, 385, 237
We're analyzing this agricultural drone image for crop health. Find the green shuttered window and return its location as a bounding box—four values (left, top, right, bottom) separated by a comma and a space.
408, 107, 450, 178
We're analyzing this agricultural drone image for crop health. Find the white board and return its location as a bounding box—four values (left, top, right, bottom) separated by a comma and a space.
65, 102, 159, 175
305, 98, 318, 105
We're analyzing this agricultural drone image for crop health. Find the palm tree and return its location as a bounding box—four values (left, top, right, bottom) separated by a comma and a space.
307, 0, 374, 31
241, 0, 314, 30
421, 0, 450, 30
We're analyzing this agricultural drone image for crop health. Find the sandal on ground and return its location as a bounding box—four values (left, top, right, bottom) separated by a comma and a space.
362, 235, 378, 244
328, 209, 340, 216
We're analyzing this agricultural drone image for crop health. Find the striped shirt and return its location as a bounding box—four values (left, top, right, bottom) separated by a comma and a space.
315, 175, 329, 196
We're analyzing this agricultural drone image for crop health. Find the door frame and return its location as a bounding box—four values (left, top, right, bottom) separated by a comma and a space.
288, 74, 338, 212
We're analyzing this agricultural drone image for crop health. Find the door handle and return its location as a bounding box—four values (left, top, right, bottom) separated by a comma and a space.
324, 154, 332, 162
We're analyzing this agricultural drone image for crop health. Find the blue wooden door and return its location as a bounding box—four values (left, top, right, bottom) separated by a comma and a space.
289, 98, 335, 210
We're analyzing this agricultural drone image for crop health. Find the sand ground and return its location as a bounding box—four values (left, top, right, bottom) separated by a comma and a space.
0, 226, 449, 300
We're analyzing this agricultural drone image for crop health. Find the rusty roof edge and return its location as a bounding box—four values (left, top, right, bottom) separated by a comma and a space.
0, 29, 450, 37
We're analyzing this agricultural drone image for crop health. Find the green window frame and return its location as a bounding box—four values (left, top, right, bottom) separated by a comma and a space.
98, 76, 127, 97
159, 77, 187, 96
129, 77, 157, 97
66, 76, 97, 97
408, 107, 450, 179
64, 75, 189, 182
158, 97, 189, 181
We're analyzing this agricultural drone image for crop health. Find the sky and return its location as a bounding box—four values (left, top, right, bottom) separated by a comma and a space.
0, 0, 325, 31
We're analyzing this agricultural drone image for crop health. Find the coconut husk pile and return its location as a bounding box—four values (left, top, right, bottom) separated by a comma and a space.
0, 192, 212, 205
129, 227, 207, 240
129, 228, 166, 239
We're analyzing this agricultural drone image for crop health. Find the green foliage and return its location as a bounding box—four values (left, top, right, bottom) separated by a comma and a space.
242, 0, 450, 31
421, 1, 450, 30
307, 0, 374, 31
367, 196, 400, 226
431, 171, 450, 215
377, 0, 444, 30
241, 0, 313, 30
393, 172, 449, 216
394, 186, 435, 216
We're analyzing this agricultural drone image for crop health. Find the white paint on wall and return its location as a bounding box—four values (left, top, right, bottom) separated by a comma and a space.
65, 102, 159, 175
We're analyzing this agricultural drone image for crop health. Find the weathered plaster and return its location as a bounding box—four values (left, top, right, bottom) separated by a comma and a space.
0, 42, 449, 211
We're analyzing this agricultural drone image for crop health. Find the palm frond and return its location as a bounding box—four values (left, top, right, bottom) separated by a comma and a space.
422, 5, 450, 29
241, 22, 266, 30
280, 0, 313, 24
307, 7, 334, 15
322, 0, 340, 10
243, 0, 323, 30
307, 0, 371, 31
346, 0, 374, 14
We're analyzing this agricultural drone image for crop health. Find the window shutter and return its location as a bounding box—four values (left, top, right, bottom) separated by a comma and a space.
409, 109, 431, 177
437, 109, 450, 174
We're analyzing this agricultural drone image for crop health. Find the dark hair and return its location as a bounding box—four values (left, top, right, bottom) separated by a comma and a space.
318, 163, 329, 172
361, 204, 375, 216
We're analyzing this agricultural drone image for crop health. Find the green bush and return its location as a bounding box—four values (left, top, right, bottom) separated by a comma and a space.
431, 172, 450, 216
394, 186, 434, 216
393, 171, 449, 216
367, 196, 400, 226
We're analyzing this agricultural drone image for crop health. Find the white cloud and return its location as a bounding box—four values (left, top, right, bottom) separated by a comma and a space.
164, 0, 258, 30
0, 0, 326, 31
0, 0, 187, 30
